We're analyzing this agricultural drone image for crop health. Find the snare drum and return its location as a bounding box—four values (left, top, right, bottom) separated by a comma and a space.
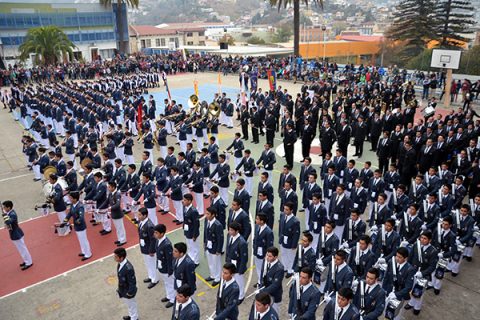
56, 224, 71, 236
385, 298, 401, 320
94, 209, 108, 223
84, 201, 96, 213
423, 106, 435, 117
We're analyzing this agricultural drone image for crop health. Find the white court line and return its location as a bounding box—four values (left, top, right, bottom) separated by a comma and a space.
0, 173, 32, 182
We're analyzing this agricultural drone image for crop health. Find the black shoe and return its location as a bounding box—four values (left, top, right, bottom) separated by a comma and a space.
212, 281, 220, 286
161, 297, 169, 303
172, 219, 179, 223
195, 263, 200, 268
434, 289, 440, 295
21, 264, 33, 271
299, 209, 305, 212
413, 309, 420, 315
203, 194, 209, 199
452, 272, 458, 277
286, 273, 293, 279
33, 178, 41, 181
165, 302, 174, 308
161, 211, 168, 215
205, 277, 214, 282
253, 283, 259, 288
81, 256, 91, 261
78, 253, 85, 257
404, 304, 413, 310
148, 282, 158, 289
117, 242, 127, 247
176, 221, 183, 225
114, 241, 120, 245
143, 278, 152, 283
237, 299, 244, 305
123, 317, 131, 320
466, 256, 472, 262
101, 230, 111, 235
20, 262, 26, 267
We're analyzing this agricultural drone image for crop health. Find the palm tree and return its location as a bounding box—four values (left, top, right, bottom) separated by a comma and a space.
269, 0, 323, 56
100, 0, 139, 54
19, 26, 76, 65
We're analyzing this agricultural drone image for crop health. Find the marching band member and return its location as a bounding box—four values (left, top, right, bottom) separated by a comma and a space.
209, 154, 230, 204
352, 268, 386, 320
235, 149, 256, 196
342, 209, 367, 249
164, 166, 184, 225
182, 194, 200, 266
253, 213, 274, 287
157, 121, 168, 158
198, 148, 211, 198
102, 181, 126, 247
48, 173, 69, 228
258, 246, 284, 314
208, 136, 220, 175
293, 231, 317, 273
347, 235, 376, 280
288, 266, 321, 320
308, 193, 327, 251
227, 132, 245, 168
248, 291, 279, 320
136, 207, 159, 289
2, 200, 33, 270
185, 143, 196, 167
372, 218, 401, 262
133, 173, 157, 225
153, 224, 176, 308
324, 249, 354, 294
138, 151, 153, 177
431, 216, 457, 295
256, 143, 276, 184
172, 242, 197, 294
209, 186, 228, 229
343, 160, 359, 198
184, 161, 205, 216
153, 157, 169, 215
323, 287, 360, 320
323, 166, 339, 216
204, 207, 224, 286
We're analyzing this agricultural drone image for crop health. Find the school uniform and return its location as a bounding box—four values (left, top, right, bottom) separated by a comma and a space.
253, 224, 275, 284
183, 205, 200, 264
288, 281, 321, 320
225, 234, 248, 300
138, 218, 158, 284
3, 209, 33, 267
215, 278, 240, 320
156, 235, 175, 304
204, 218, 224, 283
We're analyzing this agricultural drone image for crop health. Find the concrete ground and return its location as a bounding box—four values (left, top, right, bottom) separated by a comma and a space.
0, 73, 479, 319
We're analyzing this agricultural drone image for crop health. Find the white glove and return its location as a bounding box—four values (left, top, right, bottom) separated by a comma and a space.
352, 279, 359, 289
421, 224, 427, 231
456, 239, 462, 246
254, 289, 260, 295
131, 200, 136, 206
340, 241, 349, 250
316, 259, 324, 267
324, 295, 332, 304
388, 292, 397, 300
438, 252, 443, 259
415, 271, 423, 278
370, 225, 378, 234
400, 240, 409, 248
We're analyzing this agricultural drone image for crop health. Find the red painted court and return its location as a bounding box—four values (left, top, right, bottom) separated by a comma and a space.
0, 210, 181, 298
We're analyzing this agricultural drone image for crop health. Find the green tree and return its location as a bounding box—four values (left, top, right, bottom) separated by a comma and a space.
218, 34, 235, 46
386, 0, 439, 61
19, 26, 76, 65
435, 0, 475, 47
458, 45, 480, 75
247, 36, 267, 44
268, 0, 323, 56
100, 0, 139, 54
273, 23, 293, 43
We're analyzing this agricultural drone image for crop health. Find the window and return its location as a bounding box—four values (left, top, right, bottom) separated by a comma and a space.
156, 38, 160, 46
141, 39, 146, 49
199, 31, 205, 36
187, 41, 193, 45
199, 41, 205, 46
186, 32, 193, 37
161, 38, 166, 46
146, 39, 151, 47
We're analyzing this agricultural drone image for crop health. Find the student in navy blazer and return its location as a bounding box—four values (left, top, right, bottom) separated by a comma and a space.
256, 191, 275, 230
214, 263, 240, 320
204, 207, 224, 285
342, 209, 367, 248
352, 268, 386, 320
2, 200, 33, 270
134, 174, 157, 224
257, 172, 275, 203
210, 186, 228, 229
171, 284, 200, 320
259, 247, 285, 309
234, 178, 251, 212
349, 179, 368, 214
347, 235, 376, 279
137, 208, 158, 288
372, 218, 401, 262
225, 222, 249, 301
227, 199, 252, 240
279, 202, 301, 276
325, 250, 354, 294
307, 193, 328, 250
253, 213, 275, 285
248, 291, 280, 320
182, 194, 200, 265
172, 242, 197, 293
288, 267, 321, 320
323, 287, 360, 320
382, 247, 416, 303
293, 232, 317, 273
302, 173, 322, 214
153, 224, 176, 308
279, 181, 298, 215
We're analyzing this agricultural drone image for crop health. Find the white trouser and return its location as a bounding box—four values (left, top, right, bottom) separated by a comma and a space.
385, 191, 393, 204
234, 157, 242, 168
210, 164, 217, 176
334, 225, 345, 243
145, 148, 153, 163
54, 120, 64, 135
160, 146, 167, 159
159, 272, 176, 303
72, 133, 78, 148
234, 273, 245, 299
448, 259, 461, 274
179, 141, 187, 153
194, 192, 204, 216
166, 121, 173, 134
203, 179, 212, 195
226, 116, 233, 127
75, 229, 92, 258
187, 134, 192, 144
33, 164, 41, 179
281, 247, 296, 274
115, 147, 125, 162
305, 207, 310, 230
57, 210, 67, 223
324, 198, 331, 217
122, 297, 138, 320
143, 253, 159, 283
103, 215, 112, 232
173, 200, 183, 222
245, 176, 253, 196
220, 112, 226, 125
147, 207, 157, 225
196, 136, 204, 151
264, 170, 273, 184
121, 192, 130, 211
432, 274, 443, 290
113, 217, 127, 243
203, 128, 207, 140
312, 233, 320, 253
255, 257, 264, 284
464, 246, 474, 258
206, 252, 222, 282
187, 238, 200, 264
13, 237, 32, 265
408, 294, 424, 311
125, 155, 135, 165
160, 195, 170, 212
220, 187, 229, 204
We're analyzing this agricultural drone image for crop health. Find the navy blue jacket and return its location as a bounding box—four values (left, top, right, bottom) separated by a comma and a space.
204, 218, 224, 254
215, 280, 240, 320
3, 209, 24, 240
225, 235, 248, 274
259, 259, 285, 303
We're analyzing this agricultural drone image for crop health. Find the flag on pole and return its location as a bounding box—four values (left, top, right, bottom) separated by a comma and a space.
137, 101, 143, 130
217, 72, 222, 95
241, 72, 247, 106
193, 79, 199, 97
165, 79, 172, 102
267, 69, 276, 92
250, 68, 258, 91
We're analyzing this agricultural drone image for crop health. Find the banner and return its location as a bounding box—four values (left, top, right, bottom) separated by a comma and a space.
137, 102, 143, 129
267, 69, 276, 92
241, 73, 247, 106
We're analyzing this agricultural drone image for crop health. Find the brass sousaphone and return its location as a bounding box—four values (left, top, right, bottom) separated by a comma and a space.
80, 158, 93, 171
43, 166, 57, 180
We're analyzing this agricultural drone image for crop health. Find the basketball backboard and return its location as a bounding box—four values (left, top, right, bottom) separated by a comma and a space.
431, 49, 461, 69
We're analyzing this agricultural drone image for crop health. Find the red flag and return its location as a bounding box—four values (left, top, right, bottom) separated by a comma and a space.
137, 102, 143, 130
